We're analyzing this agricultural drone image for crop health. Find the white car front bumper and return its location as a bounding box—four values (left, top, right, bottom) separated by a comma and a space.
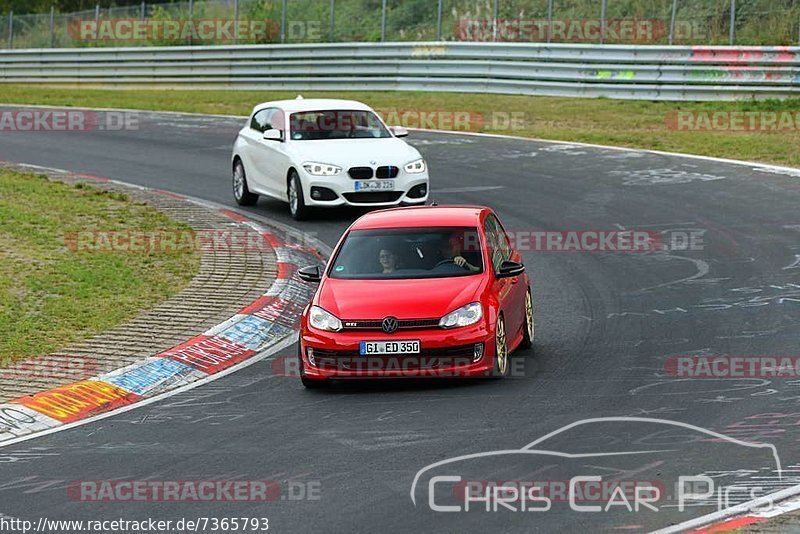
300, 168, 429, 208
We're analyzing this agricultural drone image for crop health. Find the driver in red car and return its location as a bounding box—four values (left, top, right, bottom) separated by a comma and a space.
439, 231, 480, 273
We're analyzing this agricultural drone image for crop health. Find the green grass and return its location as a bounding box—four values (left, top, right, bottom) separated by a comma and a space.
0, 169, 200, 366
2, 85, 800, 167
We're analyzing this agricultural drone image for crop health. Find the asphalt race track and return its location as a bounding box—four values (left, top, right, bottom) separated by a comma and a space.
1, 109, 800, 532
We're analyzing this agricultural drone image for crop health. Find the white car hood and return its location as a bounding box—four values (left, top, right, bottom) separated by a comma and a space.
287, 137, 421, 168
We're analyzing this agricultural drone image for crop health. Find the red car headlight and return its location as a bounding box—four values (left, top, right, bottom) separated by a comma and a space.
309, 305, 343, 332
439, 302, 483, 329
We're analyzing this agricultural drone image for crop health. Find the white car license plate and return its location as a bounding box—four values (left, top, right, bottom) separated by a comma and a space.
360, 340, 421, 355
354, 180, 394, 192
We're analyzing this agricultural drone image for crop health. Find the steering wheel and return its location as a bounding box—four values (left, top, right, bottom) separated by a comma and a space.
434, 258, 457, 268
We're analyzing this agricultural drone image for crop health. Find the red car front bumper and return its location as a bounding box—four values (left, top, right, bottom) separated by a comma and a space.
300, 322, 496, 380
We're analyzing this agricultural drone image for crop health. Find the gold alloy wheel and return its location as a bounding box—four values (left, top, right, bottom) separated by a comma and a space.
496, 316, 508, 375
525, 291, 534, 341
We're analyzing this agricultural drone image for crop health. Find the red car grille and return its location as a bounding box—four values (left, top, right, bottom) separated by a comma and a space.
342, 318, 440, 330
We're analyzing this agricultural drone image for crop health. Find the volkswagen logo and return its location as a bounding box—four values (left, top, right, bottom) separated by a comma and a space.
381, 316, 399, 334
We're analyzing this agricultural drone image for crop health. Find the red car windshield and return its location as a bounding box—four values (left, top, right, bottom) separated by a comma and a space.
329, 227, 484, 279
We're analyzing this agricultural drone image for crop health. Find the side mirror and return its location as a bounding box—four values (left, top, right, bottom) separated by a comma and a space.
391, 126, 409, 138
298, 265, 322, 283
263, 128, 282, 142
497, 260, 525, 279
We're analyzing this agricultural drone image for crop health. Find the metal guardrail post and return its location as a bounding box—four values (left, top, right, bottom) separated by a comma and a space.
141, 1, 146, 21
668, 0, 677, 45
7, 11, 12, 49
492, 0, 498, 42
233, 0, 239, 43
280, 0, 287, 43
436, 0, 442, 41
547, 0, 553, 43
329, 0, 335, 42
50, 6, 55, 48
729, 0, 736, 45
94, 4, 100, 40
380, 0, 387, 42
600, 0, 607, 44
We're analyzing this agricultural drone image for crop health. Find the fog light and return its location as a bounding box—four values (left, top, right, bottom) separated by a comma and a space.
310, 186, 338, 201
407, 183, 428, 199
306, 347, 316, 366
473, 343, 484, 362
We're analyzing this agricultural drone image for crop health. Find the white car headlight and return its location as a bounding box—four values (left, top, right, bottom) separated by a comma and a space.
404, 158, 426, 174
309, 305, 343, 332
303, 162, 342, 176
439, 302, 483, 329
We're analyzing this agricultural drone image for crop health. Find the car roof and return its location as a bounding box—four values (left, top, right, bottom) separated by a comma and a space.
251, 98, 374, 114
350, 206, 491, 230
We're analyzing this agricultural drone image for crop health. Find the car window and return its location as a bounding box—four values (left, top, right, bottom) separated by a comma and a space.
250, 107, 282, 133
289, 110, 391, 141
329, 227, 484, 280
484, 215, 511, 272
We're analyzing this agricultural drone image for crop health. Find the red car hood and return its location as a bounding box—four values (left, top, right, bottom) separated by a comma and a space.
317, 276, 485, 320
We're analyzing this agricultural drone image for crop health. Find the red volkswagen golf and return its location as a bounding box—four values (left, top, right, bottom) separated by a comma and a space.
296, 206, 534, 388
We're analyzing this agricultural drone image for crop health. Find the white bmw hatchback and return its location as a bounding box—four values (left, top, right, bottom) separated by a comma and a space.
231, 98, 430, 220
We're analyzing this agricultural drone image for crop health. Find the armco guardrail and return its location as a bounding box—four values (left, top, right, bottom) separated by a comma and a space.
1, 42, 799, 101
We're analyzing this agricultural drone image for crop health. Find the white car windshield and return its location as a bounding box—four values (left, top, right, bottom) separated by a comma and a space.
289, 110, 392, 141
329, 228, 484, 280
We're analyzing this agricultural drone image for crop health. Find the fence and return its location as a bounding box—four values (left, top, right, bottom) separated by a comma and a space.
1, 0, 800, 50
0, 42, 797, 101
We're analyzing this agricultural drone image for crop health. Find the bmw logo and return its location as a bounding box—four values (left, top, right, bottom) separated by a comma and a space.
381, 316, 399, 334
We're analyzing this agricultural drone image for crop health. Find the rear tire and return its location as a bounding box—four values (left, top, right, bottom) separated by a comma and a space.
288, 171, 311, 221
520, 289, 534, 350
492, 315, 510, 378
233, 160, 258, 206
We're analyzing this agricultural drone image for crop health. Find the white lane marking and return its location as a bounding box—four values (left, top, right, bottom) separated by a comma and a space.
783, 255, 800, 270
435, 186, 504, 193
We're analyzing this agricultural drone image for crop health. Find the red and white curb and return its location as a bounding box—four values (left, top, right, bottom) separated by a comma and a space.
652, 493, 800, 533
0, 165, 325, 447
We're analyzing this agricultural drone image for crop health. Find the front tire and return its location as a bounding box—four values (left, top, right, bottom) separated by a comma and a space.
301, 374, 329, 389
299, 346, 328, 389
288, 171, 311, 221
233, 160, 258, 206
493, 315, 510, 378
